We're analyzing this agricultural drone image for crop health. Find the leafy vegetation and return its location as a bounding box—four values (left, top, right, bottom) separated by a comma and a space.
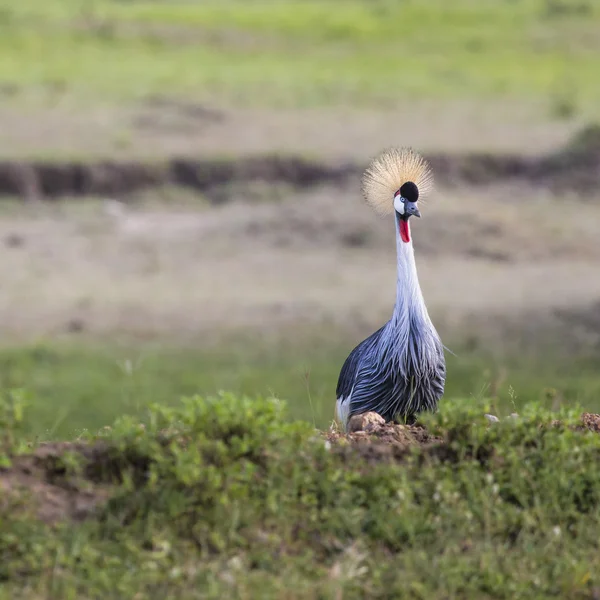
0, 0, 599, 109
1, 393, 600, 598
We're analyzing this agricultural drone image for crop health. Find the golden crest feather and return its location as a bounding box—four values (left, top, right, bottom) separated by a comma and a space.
361, 147, 434, 216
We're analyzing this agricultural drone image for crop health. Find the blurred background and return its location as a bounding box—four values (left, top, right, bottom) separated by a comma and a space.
0, 0, 599, 437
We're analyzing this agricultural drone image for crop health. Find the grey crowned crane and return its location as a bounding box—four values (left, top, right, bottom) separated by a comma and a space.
336, 148, 446, 429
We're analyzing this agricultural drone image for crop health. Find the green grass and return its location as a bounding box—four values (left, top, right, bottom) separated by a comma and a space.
1, 339, 599, 440
0, 0, 599, 109
2, 392, 600, 598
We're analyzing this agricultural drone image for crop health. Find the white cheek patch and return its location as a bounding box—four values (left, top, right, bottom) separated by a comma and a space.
394, 195, 405, 215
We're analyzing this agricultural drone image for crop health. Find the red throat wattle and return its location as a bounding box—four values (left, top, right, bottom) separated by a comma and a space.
399, 219, 410, 243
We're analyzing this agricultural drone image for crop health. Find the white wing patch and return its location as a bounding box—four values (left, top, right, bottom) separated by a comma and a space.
335, 389, 353, 431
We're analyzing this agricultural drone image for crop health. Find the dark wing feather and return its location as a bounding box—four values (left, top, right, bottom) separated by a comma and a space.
348, 336, 445, 421
336, 324, 386, 399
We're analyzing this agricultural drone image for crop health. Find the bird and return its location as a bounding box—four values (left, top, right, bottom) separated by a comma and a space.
335, 147, 446, 429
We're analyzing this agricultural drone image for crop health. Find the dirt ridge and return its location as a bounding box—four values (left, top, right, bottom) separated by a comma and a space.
2, 125, 599, 200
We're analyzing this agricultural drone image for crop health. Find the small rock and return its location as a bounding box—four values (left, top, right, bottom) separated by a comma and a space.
484, 414, 500, 423
347, 411, 386, 433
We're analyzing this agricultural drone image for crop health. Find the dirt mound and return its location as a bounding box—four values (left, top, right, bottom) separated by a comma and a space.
0, 124, 599, 200
325, 412, 444, 464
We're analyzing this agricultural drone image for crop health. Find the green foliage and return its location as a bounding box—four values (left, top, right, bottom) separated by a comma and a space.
2, 394, 600, 597
0, 0, 599, 109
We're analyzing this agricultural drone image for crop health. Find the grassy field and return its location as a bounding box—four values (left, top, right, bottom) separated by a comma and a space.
1, 0, 598, 160
2, 394, 600, 598
1, 340, 600, 441
1, 0, 599, 111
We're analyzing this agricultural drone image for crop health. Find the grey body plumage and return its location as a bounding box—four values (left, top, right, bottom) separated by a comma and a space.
336, 148, 446, 428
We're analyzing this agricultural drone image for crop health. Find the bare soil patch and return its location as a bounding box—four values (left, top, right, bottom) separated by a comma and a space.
0, 442, 113, 523
1, 171, 599, 345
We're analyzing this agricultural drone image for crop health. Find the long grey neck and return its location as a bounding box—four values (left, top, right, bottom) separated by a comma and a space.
391, 221, 431, 327
380, 219, 442, 376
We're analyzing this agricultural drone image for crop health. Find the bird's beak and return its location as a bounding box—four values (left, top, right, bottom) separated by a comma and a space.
405, 201, 421, 218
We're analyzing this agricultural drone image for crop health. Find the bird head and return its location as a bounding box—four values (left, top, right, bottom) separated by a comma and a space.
361, 148, 433, 244
393, 181, 421, 243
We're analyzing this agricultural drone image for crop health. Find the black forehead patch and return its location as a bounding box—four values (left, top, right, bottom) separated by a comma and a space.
399, 181, 419, 202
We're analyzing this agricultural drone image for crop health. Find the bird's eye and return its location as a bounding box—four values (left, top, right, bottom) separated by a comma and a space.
393, 195, 405, 214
